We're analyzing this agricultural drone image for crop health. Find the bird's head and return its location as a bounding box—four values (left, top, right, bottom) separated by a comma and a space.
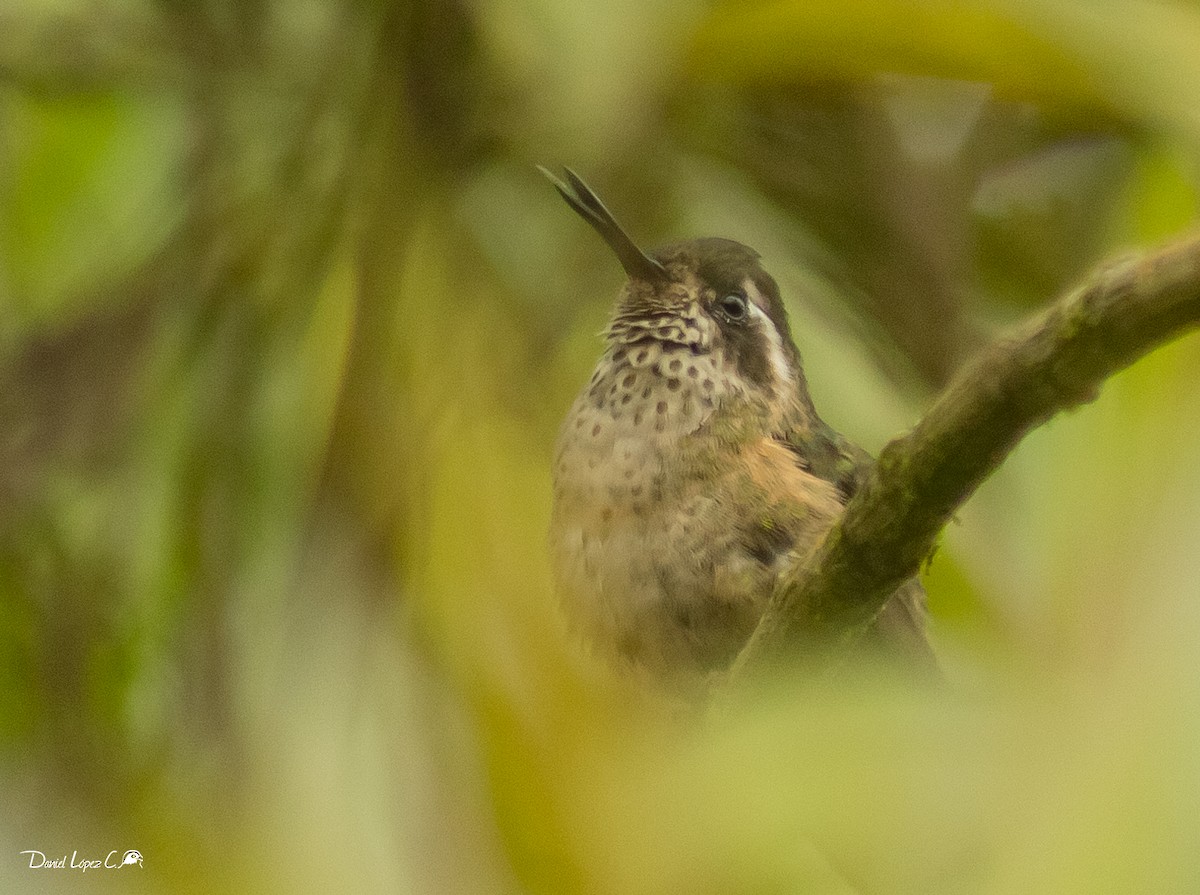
542, 167, 812, 422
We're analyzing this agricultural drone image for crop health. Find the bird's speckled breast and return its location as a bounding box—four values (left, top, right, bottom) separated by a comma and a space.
550, 338, 841, 682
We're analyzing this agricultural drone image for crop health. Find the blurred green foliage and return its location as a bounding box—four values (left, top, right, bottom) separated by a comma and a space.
1, 1, 1199, 893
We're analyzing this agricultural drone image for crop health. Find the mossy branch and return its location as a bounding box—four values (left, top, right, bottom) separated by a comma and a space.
732, 231, 1200, 678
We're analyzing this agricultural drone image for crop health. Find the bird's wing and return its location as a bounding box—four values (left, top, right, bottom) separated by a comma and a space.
775, 418, 871, 503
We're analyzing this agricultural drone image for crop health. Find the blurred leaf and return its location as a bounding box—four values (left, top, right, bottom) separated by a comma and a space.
688, 0, 1108, 115
0, 88, 187, 332
1116, 139, 1200, 245
689, 1, 1200, 145
972, 136, 1133, 308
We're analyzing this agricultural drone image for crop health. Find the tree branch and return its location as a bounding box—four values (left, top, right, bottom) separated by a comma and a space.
733, 231, 1200, 678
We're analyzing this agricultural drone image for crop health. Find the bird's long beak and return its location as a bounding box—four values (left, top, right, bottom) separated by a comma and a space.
539, 166, 669, 284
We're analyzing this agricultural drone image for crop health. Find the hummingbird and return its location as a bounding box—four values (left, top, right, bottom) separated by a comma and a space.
544, 168, 934, 692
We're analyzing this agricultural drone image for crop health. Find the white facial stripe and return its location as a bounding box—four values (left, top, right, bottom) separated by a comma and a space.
742, 278, 791, 389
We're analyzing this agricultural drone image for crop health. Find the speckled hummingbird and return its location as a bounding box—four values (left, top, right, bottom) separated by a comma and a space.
544, 168, 934, 691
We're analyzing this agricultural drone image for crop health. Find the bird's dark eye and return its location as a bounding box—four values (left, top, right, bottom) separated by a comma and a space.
718, 293, 749, 321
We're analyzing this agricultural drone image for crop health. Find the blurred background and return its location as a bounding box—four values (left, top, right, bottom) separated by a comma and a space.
2, 0, 1200, 892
